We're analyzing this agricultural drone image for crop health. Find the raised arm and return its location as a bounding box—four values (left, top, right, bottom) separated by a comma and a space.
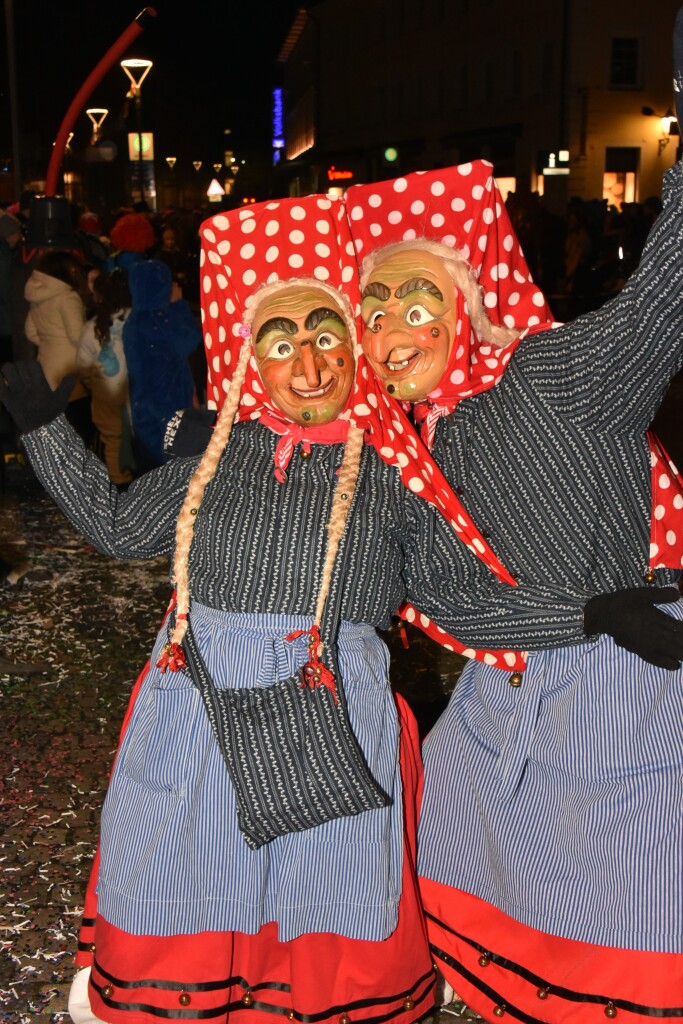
1, 362, 196, 561
524, 163, 683, 433
518, 15, 683, 433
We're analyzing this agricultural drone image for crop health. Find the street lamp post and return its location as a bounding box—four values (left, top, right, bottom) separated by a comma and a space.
83, 108, 109, 212
121, 57, 153, 205
85, 107, 108, 145
165, 156, 177, 207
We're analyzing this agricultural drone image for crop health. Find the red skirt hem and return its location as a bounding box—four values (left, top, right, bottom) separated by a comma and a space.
420, 878, 683, 1023
76, 693, 434, 1024
87, 924, 435, 1024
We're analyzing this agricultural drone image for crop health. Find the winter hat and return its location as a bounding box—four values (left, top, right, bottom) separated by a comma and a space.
78, 211, 102, 234
109, 212, 155, 254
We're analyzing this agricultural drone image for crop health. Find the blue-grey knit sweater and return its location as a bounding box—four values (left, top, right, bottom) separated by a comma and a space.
22, 415, 588, 651
429, 162, 683, 620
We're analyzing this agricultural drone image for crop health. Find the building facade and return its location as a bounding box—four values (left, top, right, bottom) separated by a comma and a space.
276, 0, 681, 209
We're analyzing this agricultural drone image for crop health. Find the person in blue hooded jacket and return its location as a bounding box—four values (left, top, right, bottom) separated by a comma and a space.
123, 258, 200, 471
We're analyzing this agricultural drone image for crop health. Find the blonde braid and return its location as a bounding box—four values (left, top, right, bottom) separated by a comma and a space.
170, 336, 252, 648
312, 423, 365, 632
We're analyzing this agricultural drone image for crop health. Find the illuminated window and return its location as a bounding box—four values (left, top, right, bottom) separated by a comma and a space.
496, 177, 517, 201
603, 147, 639, 207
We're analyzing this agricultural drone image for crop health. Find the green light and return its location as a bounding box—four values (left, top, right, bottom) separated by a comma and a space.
383, 147, 398, 163
133, 134, 152, 155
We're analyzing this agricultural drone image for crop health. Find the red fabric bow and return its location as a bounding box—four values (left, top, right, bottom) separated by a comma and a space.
285, 624, 339, 704
156, 641, 187, 673
258, 410, 350, 481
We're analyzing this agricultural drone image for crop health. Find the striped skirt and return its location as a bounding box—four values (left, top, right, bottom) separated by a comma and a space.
418, 603, 683, 1020
72, 606, 435, 1023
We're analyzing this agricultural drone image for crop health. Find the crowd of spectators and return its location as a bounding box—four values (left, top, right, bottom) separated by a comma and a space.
0, 186, 679, 486
504, 189, 663, 320
0, 196, 204, 490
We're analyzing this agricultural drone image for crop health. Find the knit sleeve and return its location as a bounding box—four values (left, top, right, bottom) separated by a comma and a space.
401, 493, 589, 651
516, 162, 683, 433
21, 415, 197, 560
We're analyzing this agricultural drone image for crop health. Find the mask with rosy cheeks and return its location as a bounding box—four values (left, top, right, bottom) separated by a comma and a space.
360, 248, 458, 401
252, 285, 355, 426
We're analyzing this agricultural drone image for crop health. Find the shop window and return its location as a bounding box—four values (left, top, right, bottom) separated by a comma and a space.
603, 147, 639, 207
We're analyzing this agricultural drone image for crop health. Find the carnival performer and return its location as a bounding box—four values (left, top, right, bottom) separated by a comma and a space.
343, 16, 683, 1018
0, 194, 609, 1024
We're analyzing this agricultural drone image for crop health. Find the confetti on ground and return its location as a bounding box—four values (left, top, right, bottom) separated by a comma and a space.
0, 461, 464, 1018
1, 464, 171, 1017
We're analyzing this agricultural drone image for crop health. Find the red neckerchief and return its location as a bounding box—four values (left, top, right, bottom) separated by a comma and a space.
258, 409, 351, 482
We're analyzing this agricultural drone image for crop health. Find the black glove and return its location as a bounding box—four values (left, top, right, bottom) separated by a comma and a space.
583, 586, 683, 669
674, 6, 683, 128
0, 361, 75, 435
163, 406, 216, 459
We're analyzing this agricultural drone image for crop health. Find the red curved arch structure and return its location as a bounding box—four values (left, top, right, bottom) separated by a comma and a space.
45, 6, 157, 197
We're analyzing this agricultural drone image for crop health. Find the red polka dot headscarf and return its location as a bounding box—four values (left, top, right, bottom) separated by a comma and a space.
198, 193, 520, 596
344, 162, 551, 670
200, 195, 359, 415
345, 161, 555, 439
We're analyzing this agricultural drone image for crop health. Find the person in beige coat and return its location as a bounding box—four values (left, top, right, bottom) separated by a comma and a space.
76, 270, 134, 487
24, 249, 92, 441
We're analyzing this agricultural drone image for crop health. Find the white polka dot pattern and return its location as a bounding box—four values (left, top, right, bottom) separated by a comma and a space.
649, 434, 683, 568
197, 191, 524, 670
396, 601, 526, 672
199, 194, 360, 413
346, 161, 551, 334
344, 160, 554, 423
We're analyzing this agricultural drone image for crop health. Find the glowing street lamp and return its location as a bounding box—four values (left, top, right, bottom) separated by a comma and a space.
193, 160, 203, 171
121, 57, 153, 204
642, 105, 680, 156
85, 107, 108, 145
120, 57, 153, 97
165, 156, 177, 169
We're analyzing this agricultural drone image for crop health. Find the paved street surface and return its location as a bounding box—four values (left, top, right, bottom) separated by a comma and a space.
0, 459, 465, 1023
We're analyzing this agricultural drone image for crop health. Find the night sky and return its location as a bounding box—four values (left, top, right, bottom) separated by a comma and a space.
3, 0, 303, 183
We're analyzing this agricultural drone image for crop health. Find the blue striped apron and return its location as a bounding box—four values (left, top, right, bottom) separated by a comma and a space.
418, 599, 683, 954
97, 605, 404, 942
